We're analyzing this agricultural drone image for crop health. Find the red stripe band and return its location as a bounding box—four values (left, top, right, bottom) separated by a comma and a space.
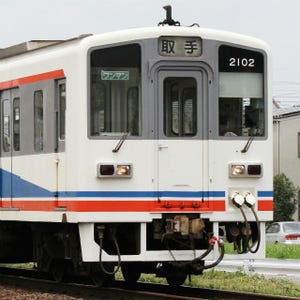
0, 69, 65, 90
0, 199, 226, 212
258, 199, 273, 211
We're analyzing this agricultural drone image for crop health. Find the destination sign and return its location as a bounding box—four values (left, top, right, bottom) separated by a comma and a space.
101, 70, 129, 81
219, 45, 264, 73
159, 36, 202, 57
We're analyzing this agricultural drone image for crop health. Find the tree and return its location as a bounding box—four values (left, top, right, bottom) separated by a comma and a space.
273, 173, 297, 221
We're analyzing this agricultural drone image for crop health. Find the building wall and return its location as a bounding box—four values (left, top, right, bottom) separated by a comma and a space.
273, 115, 300, 220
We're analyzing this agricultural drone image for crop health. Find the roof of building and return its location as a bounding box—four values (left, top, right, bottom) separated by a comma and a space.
273, 105, 300, 119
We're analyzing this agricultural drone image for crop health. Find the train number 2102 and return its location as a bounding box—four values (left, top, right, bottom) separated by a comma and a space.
229, 57, 255, 67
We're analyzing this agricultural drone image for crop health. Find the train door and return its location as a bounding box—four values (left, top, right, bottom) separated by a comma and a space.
156, 69, 206, 209
0, 88, 20, 207
54, 79, 66, 209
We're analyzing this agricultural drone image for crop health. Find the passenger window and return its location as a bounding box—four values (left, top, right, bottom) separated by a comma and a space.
2, 99, 10, 152
90, 44, 141, 136
34, 90, 43, 152
13, 97, 20, 151
164, 77, 197, 137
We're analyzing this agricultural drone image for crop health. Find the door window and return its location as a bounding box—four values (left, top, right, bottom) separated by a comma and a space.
2, 99, 10, 152
13, 97, 20, 151
163, 77, 197, 137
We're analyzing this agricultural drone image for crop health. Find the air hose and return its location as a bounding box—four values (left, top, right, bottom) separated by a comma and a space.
97, 225, 121, 275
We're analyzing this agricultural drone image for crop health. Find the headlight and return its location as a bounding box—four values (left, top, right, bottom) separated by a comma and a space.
230, 164, 246, 177
116, 164, 132, 176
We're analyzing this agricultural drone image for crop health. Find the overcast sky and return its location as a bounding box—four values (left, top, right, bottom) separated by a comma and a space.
1, 0, 300, 106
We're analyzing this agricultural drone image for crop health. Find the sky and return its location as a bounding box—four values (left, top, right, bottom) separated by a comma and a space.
1, 0, 300, 106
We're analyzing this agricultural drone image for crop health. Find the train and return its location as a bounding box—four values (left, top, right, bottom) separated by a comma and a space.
0, 7, 273, 286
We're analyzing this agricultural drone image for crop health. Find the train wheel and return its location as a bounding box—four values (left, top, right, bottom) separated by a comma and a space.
50, 259, 66, 282
121, 263, 141, 284
90, 263, 114, 287
165, 271, 187, 287
90, 270, 105, 287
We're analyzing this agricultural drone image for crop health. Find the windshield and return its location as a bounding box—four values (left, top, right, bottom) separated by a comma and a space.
283, 223, 300, 232
89, 44, 141, 137
218, 45, 265, 137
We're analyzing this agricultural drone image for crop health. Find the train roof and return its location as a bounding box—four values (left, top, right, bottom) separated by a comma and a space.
0, 26, 270, 60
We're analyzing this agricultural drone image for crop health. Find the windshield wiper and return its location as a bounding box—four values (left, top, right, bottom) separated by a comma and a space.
112, 133, 129, 153
241, 135, 254, 153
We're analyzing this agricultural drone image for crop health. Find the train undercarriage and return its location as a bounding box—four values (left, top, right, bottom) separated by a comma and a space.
0, 214, 260, 286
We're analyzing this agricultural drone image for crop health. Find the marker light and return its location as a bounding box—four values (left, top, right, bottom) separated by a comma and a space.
248, 164, 262, 176
100, 165, 114, 176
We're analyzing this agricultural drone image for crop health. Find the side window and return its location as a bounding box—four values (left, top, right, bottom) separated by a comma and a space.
58, 81, 66, 140
34, 90, 44, 152
13, 97, 20, 151
90, 43, 141, 136
2, 99, 10, 152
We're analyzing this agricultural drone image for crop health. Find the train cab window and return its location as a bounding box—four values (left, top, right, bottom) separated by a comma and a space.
13, 97, 20, 151
34, 90, 44, 152
218, 45, 265, 137
89, 44, 141, 136
164, 77, 197, 137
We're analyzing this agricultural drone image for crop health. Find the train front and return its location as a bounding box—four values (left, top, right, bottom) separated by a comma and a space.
79, 24, 272, 286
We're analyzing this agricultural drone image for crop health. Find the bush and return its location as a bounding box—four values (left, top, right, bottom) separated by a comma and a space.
273, 173, 297, 221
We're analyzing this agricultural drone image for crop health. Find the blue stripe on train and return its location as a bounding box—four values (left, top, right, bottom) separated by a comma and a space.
0, 168, 272, 199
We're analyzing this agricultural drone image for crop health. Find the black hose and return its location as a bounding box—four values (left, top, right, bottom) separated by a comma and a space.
202, 239, 225, 270
191, 237, 225, 271
248, 206, 261, 253
99, 234, 121, 275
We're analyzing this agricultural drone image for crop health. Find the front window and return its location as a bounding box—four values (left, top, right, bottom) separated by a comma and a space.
90, 44, 141, 136
218, 45, 265, 137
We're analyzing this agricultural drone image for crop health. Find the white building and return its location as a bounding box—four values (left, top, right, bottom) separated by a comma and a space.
273, 103, 300, 221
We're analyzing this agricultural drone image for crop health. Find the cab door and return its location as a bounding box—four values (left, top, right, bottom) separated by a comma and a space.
0, 88, 20, 208
54, 79, 66, 209
156, 69, 207, 210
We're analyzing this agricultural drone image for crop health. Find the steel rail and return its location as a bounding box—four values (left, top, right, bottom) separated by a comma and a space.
210, 258, 300, 283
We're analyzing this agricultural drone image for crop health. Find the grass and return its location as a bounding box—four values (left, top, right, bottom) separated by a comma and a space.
224, 242, 300, 259
187, 270, 300, 297
115, 270, 300, 298
266, 243, 300, 259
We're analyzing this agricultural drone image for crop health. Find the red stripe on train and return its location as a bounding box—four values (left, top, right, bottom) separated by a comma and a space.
257, 199, 273, 211
0, 69, 65, 90
0, 199, 226, 212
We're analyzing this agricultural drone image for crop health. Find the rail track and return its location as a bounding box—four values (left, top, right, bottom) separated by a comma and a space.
0, 266, 298, 300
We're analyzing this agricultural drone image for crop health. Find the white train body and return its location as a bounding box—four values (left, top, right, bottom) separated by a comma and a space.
0, 25, 272, 284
